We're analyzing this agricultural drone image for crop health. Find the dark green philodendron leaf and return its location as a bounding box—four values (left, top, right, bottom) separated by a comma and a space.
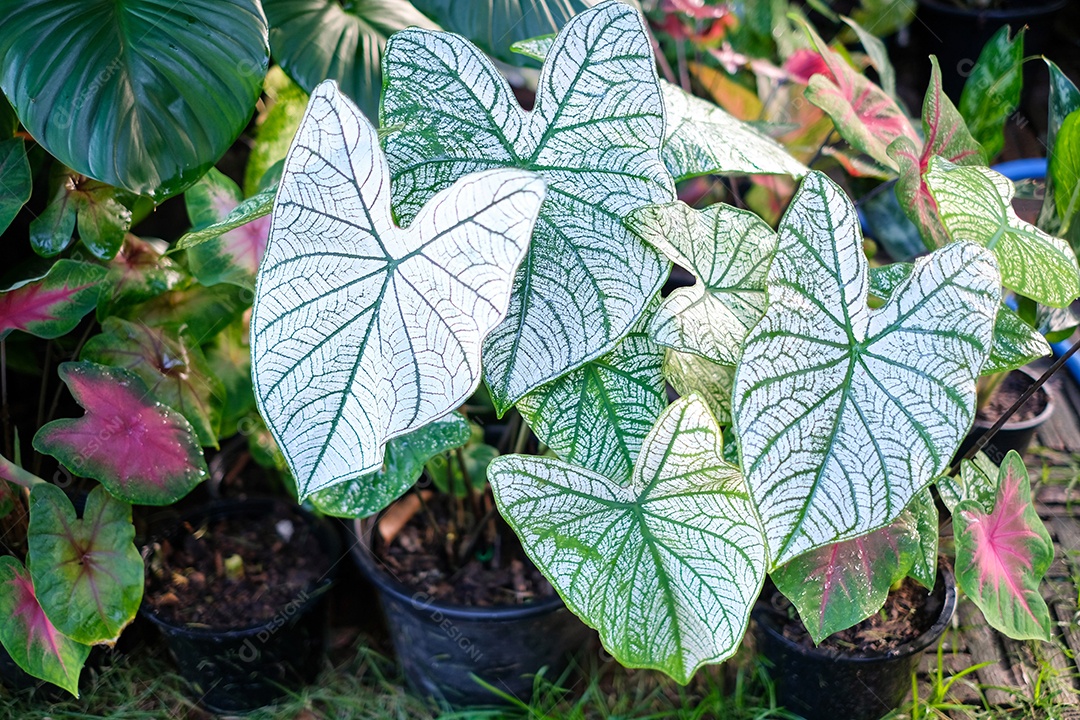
626, 201, 776, 366
97, 236, 187, 319
81, 318, 226, 447
310, 415, 470, 518
0, 92, 15, 137
490, 396, 767, 683
175, 189, 275, 251
0, 1, 269, 200
27, 484, 142, 645
0, 260, 108, 340
33, 362, 208, 505
382, 1, 675, 413
184, 168, 271, 289
734, 171, 1000, 567
251, 82, 544, 499
30, 174, 132, 260
0, 137, 30, 234
959, 25, 1024, 162
517, 300, 666, 482
1050, 110, 1080, 235
244, 67, 309, 197
0, 556, 90, 696
663, 349, 736, 425
926, 157, 1080, 308
264, 0, 439, 121
1038, 60, 1080, 238
937, 453, 998, 514
954, 451, 1053, 641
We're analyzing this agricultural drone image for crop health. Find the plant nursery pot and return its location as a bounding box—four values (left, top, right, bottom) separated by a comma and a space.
140, 498, 339, 715
350, 518, 593, 706
957, 367, 1054, 464
754, 569, 957, 720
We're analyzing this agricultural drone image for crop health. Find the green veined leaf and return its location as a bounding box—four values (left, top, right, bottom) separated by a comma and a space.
1037, 303, 1079, 344
1050, 110, 1080, 233
0, 1, 269, 200
0, 137, 30, 234
175, 189, 275, 251
310, 415, 470, 518
626, 201, 776, 365
663, 349, 735, 425
954, 450, 1053, 641
734, 171, 1000, 566
1038, 60, 1080, 238
184, 168, 270, 289
926, 157, 1080, 308
937, 453, 998, 514
0, 260, 108, 341
382, 1, 675, 413
959, 25, 1024, 162
490, 395, 767, 683
908, 489, 939, 589
251, 81, 544, 499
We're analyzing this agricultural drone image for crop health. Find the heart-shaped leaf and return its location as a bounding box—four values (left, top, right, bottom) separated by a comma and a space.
309, 414, 470, 518
184, 168, 271, 289
1050, 110, 1080, 234
626, 201, 776, 365
955, 450, 1053, 641
175, 189, 275, 251
97, 236, 186, 319
517, 303, 666, 482
0, 260, 108, 340
959, 25, 1023, 162
733, 171, 1000, 566
889, 56, 985, 249
0, 556, 90, 696
33, 362, 208, 505
382, 1, 674, 412
1038, 60, 1080, 238
490, 395, 767, 683
0, 137, 30, 234
30, 173, 132, 260
926, 157, 1080, 308
27, 484, 142, 645
663, 349, 735, 424
81, 319, 225, 447
660, 82, 808, 180
251, 81, 544, 499
0, 1, 269, 199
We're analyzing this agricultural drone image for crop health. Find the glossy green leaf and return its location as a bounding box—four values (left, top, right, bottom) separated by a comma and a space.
251, 81, 544, 499
1038, 60, 1080, 238
0, 1, 269, 199
29, 173, 132, 260
184, 168, 270, 289
0, 260, 108, 340
490, 396, 767, 683
382, 1, 674, 412
908, 489, 939, 589
0, 137, 30, 234
27, 484, 143, 645
926, 157, 1080, 308
175, 189, 275, 251
244, 67, 309, 198
510, 34, 555, 62
663, 349, 735, 425
734, 171, 1000, 566
1050, 110, 1080, 234
959, 25, 1024, 162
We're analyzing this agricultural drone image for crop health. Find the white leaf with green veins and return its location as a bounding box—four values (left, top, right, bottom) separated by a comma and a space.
626, 201, 776, 365
660, 82, 809, 180
251, 81, 545, 498
490, 395, 766, 683
663, 349, 736, 425
926, 157, 1080, 308
382, 1, 675, 413
734, 171, 1001, 566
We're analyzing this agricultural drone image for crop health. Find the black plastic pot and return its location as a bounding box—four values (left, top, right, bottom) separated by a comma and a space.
957, 368, 1054, 464
350, 518, 593, 706
755, 569, 957, 720
139, 498, 340, 715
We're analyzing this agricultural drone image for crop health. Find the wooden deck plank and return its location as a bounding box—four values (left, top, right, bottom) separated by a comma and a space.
955, 600, 1019, 706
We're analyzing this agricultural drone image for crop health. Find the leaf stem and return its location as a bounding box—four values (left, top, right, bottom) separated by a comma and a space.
0, 454, 46, 489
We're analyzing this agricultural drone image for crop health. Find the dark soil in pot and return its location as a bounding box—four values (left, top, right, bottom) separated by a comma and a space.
957, 368, 1054, 464
141, 498, 339, 714
755, 569, 957, 720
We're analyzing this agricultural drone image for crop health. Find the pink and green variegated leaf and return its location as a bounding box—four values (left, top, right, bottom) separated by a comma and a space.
0, 556, 90, 696
890, 57, 986, 250
184, 167, 271, 289
80, 318, 225, 447
32, 362, 207, 505
97, 235, 186, 319
26, 484, 143, 646
797, 20, 918, 173
955, 450, 1053, 641
0, 260, 108, 340
771, 499, 922, 644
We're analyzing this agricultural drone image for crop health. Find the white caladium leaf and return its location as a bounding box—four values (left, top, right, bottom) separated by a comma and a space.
626, 201, 776, 365
490, 395, 766, 683
734, 171, 1000, 566
661, 82, 808, 180
382, 1, 674, 413
926, 157, 1080, 308
664, 349, 736, 425
251, 81, 545, 498
517, 300, 666, 482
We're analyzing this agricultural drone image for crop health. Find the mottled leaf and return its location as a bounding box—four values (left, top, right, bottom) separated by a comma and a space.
937, 452, 998, 514
0, 260, 107, 340
908, 490, 939, 589
663, 349, 735, 425
959, 26, 1023, 162
184, 168, 270, 289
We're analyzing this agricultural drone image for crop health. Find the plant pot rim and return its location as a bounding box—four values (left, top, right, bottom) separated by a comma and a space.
917, 0, 1067, 18
972, 367, 1055, 431
755, 567, 957, 663
139, 497, 338, 639
350, 517, 565, 622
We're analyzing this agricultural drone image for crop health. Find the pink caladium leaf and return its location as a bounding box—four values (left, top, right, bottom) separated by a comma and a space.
184, 168, 270, 289
32, 361, 207, 505
797, 20, 918, 173
26, 484, 143, 646
80, 318, 225, 446
0, 260, 108, 340
0, 556, 90, 696
770, 490, 934, 644
889, 57, 986, 250
954, 450, 1053, 641
97, 235, 186, 319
